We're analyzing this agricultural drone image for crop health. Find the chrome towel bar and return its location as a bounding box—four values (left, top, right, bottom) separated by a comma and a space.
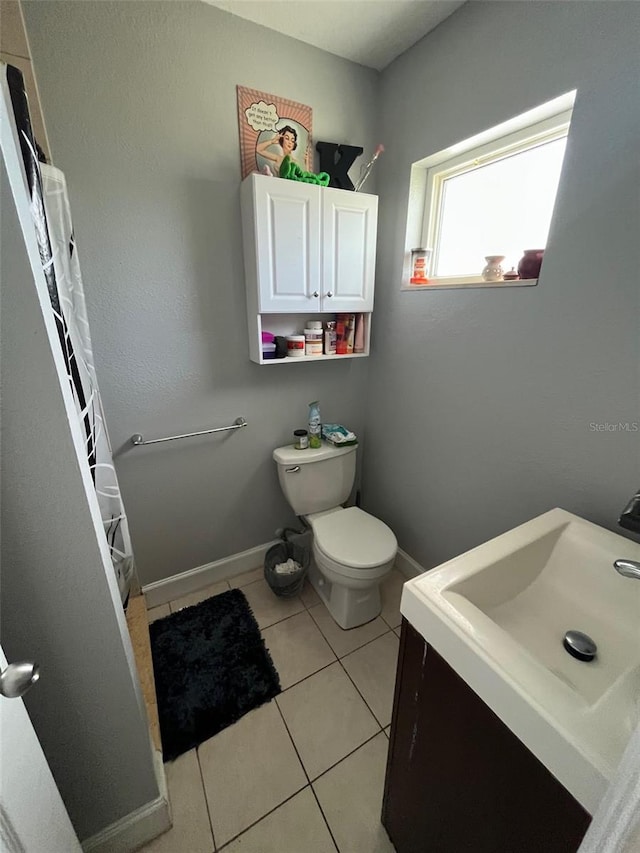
131, 417, 247, 447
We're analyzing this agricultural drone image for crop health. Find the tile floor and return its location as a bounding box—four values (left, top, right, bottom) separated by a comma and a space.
143, 568, 405, 852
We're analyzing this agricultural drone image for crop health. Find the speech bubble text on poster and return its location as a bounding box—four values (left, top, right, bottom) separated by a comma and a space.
244, 101, 279, 132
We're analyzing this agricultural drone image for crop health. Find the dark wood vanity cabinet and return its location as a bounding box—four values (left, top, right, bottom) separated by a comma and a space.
382, 620, 591, 853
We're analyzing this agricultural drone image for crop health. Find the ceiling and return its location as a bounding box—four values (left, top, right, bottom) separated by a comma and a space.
205, 1, 466, 70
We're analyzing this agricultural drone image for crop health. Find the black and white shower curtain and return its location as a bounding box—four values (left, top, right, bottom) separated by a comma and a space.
3, 63, 134, 603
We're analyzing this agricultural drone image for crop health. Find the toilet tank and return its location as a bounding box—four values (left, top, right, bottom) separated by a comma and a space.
273, 442, 357, 517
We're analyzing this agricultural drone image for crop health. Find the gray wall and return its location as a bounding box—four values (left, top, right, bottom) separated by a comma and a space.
22, 1, 378, 585
23, 0, 639, 586
363, 0, 640, 569
1, 160, 159, 841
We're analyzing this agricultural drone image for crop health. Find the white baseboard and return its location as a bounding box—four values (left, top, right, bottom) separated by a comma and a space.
143, 541, 424, 609
82, 773, 171, 853
151, 746, 169, 812
142, 540, 278, 609
395, 547, 425, 579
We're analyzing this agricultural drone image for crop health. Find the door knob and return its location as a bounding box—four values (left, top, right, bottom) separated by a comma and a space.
326, 291, 333, 298
311, 291, 319, 298
0, 661, 40, 699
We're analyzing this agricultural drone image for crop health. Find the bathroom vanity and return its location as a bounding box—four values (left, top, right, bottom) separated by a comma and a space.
382, 621, 590, 852
382, 509, 640, 852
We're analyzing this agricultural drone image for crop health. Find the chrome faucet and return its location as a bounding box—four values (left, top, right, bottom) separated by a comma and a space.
614, 489, 640, 578
618, 488, 640, 534
614, 559, 640, 579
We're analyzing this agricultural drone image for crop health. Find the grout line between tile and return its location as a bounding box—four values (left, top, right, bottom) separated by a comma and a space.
310, 729, 385, 785
273, 699, 311, 785
260, 611, 339, 691
272, 701, 340, 853
256, 605, 305, 632
337, 632, 394, 729
271, 621, 397, 698
307, 607, 391, 660
381, 614, 401, 631
266, 619, 395, 723
260, 605, 333, 640
199, 718, 386, 853
275, 657, 338, 693
209, 696, 328, 852
215, 783, 309, 851
308, 784, 341, 853
195, 748, 218, 852
245, 585, 306, 632
228, 571, 262, 589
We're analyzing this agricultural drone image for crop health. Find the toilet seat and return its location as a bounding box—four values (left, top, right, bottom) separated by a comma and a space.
309, 507, 397, 571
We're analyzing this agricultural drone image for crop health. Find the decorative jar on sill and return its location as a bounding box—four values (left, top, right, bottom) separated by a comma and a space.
482, 255, 505, 282
517, 249, 545, 279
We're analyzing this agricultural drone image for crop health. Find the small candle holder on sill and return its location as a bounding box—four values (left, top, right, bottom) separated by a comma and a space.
410, 247, 432, 284
503, 267, 520, 281
481, 255, 506, 282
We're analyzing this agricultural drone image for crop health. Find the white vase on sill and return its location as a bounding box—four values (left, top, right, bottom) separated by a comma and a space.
482, 255, 505, 282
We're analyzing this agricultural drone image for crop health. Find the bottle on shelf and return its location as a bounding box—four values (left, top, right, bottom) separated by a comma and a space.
336, 314, 355, 355
304, 321, 323, 356
324, 321, 337, 355
410, 248, 431, 284
286, 335, 305, 358
354, 314, 365, 353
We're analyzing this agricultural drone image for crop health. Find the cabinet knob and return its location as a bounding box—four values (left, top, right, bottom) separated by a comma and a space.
326, 291, 333, 298
311, 291, 319, 298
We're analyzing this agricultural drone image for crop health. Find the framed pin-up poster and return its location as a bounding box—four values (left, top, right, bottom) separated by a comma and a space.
237, 85, 312, 179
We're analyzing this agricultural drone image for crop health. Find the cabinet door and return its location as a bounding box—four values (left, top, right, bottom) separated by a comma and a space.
254, 178, 321, 313
321, 188, 377, 312
383, 623, 591, 853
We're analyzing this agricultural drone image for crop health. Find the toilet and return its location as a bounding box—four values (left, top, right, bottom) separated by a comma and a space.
273, 441, 397, 629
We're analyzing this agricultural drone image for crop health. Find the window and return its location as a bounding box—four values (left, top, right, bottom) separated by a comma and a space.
404, 92, 576, 287
428, 128, 568, 278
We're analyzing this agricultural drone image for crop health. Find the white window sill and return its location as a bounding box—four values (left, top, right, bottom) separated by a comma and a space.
401, 278, 538, 291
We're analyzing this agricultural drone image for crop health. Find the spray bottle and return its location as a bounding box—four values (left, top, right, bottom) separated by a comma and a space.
308, 401, 322, 449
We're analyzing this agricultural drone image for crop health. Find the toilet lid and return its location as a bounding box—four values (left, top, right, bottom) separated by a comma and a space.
312, 507, 397, 570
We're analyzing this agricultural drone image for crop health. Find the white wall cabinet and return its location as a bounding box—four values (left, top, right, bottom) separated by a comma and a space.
250, 177, 321, 313
321, 186, 377, 312
241, 173, 378, 364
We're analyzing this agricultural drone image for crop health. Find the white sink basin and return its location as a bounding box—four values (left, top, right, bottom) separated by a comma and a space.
401, 508, 640, 814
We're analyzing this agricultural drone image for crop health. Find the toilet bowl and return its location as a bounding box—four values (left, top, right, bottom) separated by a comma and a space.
273, 442, 398, 629
306, 506, 396, 628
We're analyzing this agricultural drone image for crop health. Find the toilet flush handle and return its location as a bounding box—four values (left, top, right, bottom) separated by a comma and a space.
285, 466, 301, 473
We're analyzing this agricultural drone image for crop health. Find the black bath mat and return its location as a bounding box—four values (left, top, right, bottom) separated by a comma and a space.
149, 588, 281, 761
